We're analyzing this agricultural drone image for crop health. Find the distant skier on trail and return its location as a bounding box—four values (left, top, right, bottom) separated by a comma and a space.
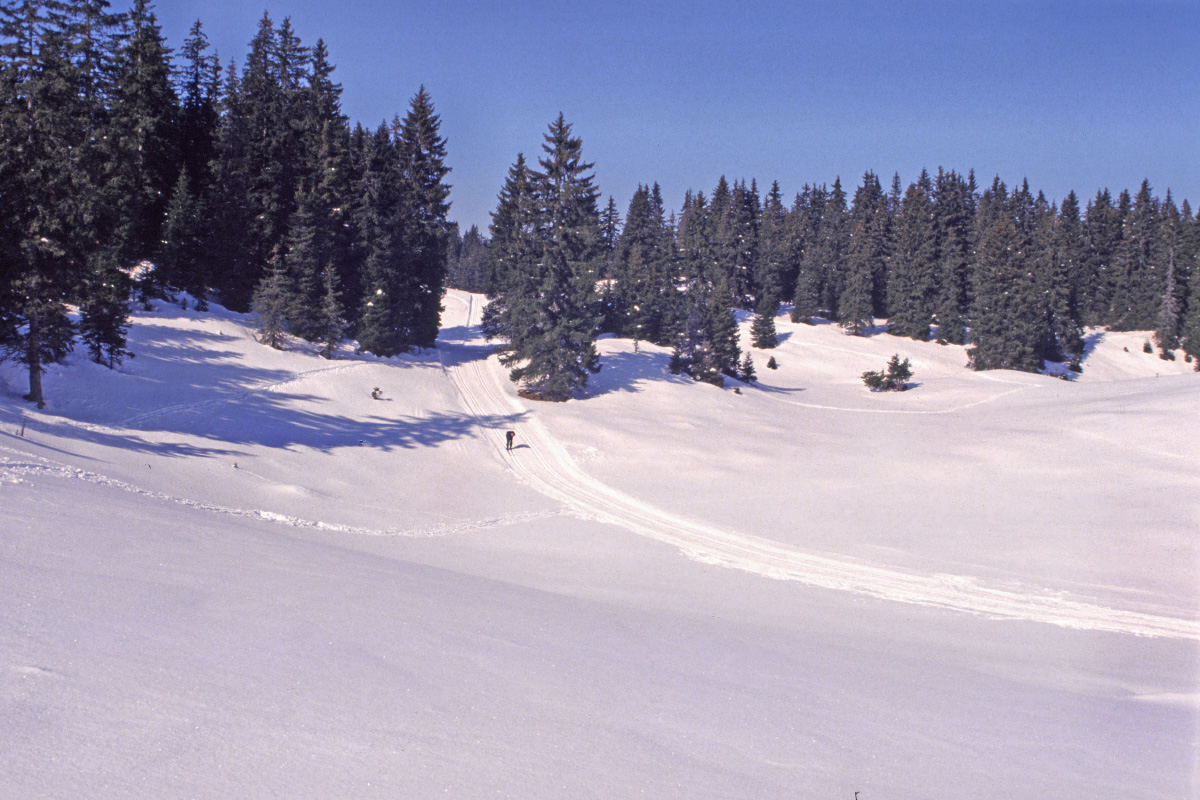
506, 430, 515, 451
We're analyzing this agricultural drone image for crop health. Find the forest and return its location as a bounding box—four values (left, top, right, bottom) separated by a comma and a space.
2, 0, 1196, 407
458, 148, 1200, 397
0, 1, 450, 406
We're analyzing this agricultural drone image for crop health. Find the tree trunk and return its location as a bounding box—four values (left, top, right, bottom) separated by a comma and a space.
25, 311, 44, 409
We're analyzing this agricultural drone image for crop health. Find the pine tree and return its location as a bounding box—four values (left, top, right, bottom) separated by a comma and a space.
78, 257, 131, 368
887, 171, 937, 339
395, 86, 451, 350
482, 153, 536, 342
354, 123, 410, 356
933, 169, 975, 344
1049, 191, 1086, 358
446, 224, 491, 293
493, 115, 602, 401
839, 171, 886, 335
968, 179, 1045, 371
738, 351, 756, 383
1156, 248, 1181, 352
1082, 189, 1122, 325
750, 291, 778, 348
157, 169, 210, 304
1109, 180, 1160, 330
755, 180, 787, 304
1181, 248, 1200, 366
251, 257, 291, 349
312, 265, 344, 359
0, 0, 96, 405
788, 186, 825, 323
102, 0, 178, 269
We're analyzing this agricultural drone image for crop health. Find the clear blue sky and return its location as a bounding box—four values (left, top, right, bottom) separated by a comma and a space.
154, 0, 1199, 232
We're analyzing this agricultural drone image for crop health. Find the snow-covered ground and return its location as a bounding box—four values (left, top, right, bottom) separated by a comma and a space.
2, 291, 1197, 799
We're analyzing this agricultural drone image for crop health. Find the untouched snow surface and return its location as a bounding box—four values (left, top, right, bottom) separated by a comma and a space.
1, 291, 1197, 799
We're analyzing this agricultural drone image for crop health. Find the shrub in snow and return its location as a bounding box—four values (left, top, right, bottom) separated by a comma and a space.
863, 354, 913, 392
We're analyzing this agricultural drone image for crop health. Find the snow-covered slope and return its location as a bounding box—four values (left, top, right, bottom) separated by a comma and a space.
2, 293, 1197, 799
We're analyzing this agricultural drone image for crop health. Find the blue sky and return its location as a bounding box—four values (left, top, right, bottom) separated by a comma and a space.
154, 0, 1200, 231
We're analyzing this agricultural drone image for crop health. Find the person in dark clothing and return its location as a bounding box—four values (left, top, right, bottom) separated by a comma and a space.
506, 430, 515, 451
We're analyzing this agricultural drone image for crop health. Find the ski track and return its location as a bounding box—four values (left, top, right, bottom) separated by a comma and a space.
441, 290, 1200, 641
0, 445, 569, 539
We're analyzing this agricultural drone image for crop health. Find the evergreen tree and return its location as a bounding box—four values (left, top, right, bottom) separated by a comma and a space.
738, 351, 756, 383
78, 257, 131, 367
1109, 180, 1160, 330
102, 0, 178, 269
1156, 247, 1181, 352
968, 179, 1045, 371
839, 171, 886, 335
353, 123, 410, 356
1081, 189, 1122, 325
446, 224, 491, 293
251, 257, 291, 349
887, 171, 937, 339
491, 115, 602, 401
482, 153, 536, 342
750, 291, 778, 348
755, 180, 787, 304
1049, 191, 1086, 358
157, 156, 210, 303
0, 0, 95, 405
1181, 248, 1200, 365
932, 169, 975, 344
395, 86, 452, 350
312, 264, 344, 359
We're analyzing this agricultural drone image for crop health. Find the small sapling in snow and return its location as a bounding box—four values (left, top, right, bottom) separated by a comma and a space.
767, 356, 778, 370
862, 354, 913, 392
371, 387, 382, 400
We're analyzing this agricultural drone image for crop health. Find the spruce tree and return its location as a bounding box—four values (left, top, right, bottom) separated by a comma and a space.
79, 258, 131, 368
887, 171, 938, 340
750, 291, 778, 348
933, 169, 975, 344
1181, 249, 1200, 366
252, 258, 291, 349
0, 0, 94, 405
1156, 248, 1181, 352
482, 153, 536, 342
395, 86, 451, 350
103, 0, 178, 269
158, 168, 210, 304
839, 171, 886, 335
968, 180, 1044, 371
312, 266, 344, 359
493, 115, 602, 401
1109, 180, 1160, 330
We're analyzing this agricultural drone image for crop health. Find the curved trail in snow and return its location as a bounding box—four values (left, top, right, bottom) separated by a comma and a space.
441, 291, 1200, 641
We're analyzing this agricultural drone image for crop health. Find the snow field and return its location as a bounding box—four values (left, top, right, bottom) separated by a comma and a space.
1, 291, 1197, 798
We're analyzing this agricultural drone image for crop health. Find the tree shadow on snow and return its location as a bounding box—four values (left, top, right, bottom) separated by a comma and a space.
578, 349, 694, 398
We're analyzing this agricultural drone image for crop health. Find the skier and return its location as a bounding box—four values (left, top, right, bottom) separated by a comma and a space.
505, 430, 515, 451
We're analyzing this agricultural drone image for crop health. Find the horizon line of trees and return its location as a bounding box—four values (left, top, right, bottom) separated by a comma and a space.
0, 0, 451, 407
457, 146, 1200, 397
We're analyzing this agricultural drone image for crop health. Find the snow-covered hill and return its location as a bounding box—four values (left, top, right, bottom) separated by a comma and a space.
2, 292, 1197, 799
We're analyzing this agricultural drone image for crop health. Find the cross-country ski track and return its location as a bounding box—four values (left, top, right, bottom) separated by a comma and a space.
441, 290, 1200, 641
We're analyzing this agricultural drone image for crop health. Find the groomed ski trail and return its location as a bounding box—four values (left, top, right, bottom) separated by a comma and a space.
442, 291, 1200, 641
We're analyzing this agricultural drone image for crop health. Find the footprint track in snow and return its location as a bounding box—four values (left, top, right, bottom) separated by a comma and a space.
438, 290, 1200, 641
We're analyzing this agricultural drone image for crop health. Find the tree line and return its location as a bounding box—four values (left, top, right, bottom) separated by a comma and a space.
455, 130, 1199, 397
0, 1, 451, 406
